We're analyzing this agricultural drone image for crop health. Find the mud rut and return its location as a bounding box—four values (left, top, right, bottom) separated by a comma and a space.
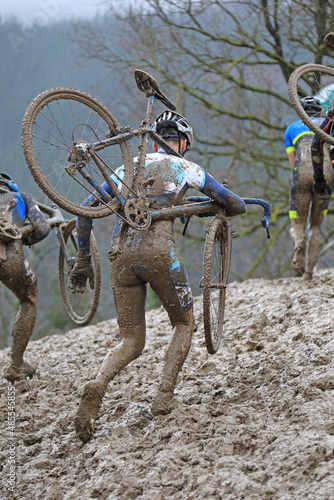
1, 270, 334, 499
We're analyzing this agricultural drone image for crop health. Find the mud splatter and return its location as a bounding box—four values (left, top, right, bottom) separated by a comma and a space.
1, 269, 334, 499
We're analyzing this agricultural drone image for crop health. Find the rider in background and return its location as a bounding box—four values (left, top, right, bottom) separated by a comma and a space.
0, 173, 50, 382
70, 111, 246, 443
285, 97, 333, 280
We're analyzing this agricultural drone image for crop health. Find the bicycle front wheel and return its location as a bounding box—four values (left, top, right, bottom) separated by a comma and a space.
202, 215, 231, 354
22, 88, 134, 218
288, 63, 334, 145
58, 219, 101, 326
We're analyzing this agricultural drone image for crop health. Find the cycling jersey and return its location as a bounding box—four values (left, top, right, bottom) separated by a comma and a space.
0, 192, 26, 226
77, 151, 246, 254
285, 117, 323, 154
0, 190, 49, 244
114, 152, 206, 207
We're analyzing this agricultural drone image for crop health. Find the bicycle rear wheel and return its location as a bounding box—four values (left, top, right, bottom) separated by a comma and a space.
288, 63, 334, 145
22, 88, 134, 218
59, 219, 101, 326
202, 215, 231, 354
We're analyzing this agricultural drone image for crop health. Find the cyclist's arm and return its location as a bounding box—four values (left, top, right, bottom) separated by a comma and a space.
76, 179, 114, 255
285, 124, 296, 168
287, 151, 295, 168
200, 172, 246, 216
20, 192, 50, 244
184, 160, 246, 216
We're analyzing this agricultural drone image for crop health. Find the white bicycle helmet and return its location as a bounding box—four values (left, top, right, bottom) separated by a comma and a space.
151, 110, 193, 154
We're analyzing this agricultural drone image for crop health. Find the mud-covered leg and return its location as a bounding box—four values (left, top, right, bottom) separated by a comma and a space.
2, 242, 38, 382
305, 225, 322, 280
305, 148, 334, 280
305, 189, 331, 280
289, 154, 312, 278
151, 317, 194, 416
74, 281, 146, 443
149, 248, 195, 416
290, 223, 307, 277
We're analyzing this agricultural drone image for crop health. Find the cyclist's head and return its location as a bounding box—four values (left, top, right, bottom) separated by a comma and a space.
300, 96, 322, 116
151, 110, 193, 156
0, 172, 19, 192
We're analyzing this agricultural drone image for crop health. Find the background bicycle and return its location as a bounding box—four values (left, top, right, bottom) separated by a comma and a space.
288, 63, 334, 144
21, 204, 101, 327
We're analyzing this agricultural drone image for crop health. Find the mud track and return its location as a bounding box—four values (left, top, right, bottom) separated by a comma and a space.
1, 270, 334, 499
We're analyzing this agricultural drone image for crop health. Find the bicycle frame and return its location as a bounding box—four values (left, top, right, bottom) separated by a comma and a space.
72, 93, 183, 209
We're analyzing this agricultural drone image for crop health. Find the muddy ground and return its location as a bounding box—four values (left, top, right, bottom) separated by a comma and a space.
1, 269, 334, 499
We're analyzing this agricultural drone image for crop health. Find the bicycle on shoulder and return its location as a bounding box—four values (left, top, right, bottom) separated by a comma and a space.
22, 71, 271, 354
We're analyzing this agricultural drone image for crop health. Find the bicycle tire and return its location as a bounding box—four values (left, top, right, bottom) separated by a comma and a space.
202, 215, 231, 354
288, 63, 334, 146
22, 87, 134, 218
58, 218, 101, 326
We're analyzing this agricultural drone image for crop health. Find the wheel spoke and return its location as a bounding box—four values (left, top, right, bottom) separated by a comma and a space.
58, 219, 101, 326
203, 216, 230, 354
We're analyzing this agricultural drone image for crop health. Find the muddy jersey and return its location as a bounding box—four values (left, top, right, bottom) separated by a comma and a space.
285, 117, 323, 154
77, 151, 246, 255
285, 117, 323, 167
114, 152, 206, 208
0, 191, 26, 226
0, 191, 49, 243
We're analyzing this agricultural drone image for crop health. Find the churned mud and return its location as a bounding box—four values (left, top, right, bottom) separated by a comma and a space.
1, 269, 334, 499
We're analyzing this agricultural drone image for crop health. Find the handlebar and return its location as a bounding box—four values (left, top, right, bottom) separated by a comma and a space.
20, 203, 67, 237
181, 196, 271, 239
38, 204, 65, 228
243, 198, 271, 239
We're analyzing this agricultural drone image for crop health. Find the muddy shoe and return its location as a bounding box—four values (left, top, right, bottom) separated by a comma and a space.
292, 243, 306, 277
293, 264, 305, 277
74, 381, 105, 443
151, 390, 175, 416
4, 360, 37, 383
292, 256, 305, 277
303, 272, 313, 281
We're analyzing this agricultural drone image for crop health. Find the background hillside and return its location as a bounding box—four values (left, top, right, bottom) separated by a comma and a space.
1, 271, 334, 499
1, 10, 334, 350
0, 16, 287, 347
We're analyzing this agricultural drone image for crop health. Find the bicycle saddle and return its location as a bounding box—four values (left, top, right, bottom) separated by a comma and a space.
134, 69, 176, 111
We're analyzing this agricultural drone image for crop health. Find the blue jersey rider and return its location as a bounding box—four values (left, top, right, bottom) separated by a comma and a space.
285, 97, 333, 280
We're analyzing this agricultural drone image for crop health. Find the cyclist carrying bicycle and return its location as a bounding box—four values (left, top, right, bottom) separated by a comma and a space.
71, 111, 246, 443
0, 172, 50, 382
285, 97, 334, 280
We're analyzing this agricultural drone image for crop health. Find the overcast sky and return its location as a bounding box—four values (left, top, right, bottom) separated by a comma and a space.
0, 0, 108, 24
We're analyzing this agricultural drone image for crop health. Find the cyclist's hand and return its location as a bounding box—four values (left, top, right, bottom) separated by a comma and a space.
313, 178, 332, 198
68, 255, 94, 294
